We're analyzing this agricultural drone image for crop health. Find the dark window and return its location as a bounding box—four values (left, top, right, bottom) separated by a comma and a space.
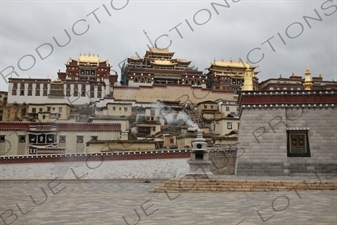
287, 130, 311, 157
170, 138, 174, 144
77, 136, 83, 143
0, 136, 5, 143
91, 136, 98, 141
59, 136, 66, 143
32, 108, 36, 113
19, 135, 26, 143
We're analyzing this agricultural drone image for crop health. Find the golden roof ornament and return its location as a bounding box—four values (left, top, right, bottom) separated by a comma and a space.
291, 72, 295, 77
303, 66, 313, 90
279, 74, 282, 78
319, 74, 322, 78
242, 67, 253, 91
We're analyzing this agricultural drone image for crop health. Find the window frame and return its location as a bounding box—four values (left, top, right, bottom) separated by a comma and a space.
19, 135, 26, 143
77, 136, 84, 143
287, 130, 311, 157
59, 135, 66, 143
91, 136, 98, 141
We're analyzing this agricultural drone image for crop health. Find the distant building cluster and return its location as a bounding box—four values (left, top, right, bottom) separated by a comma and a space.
0, 47, 336, 157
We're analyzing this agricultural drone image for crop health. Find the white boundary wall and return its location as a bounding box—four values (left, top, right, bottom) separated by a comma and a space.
0, 158, 190, 180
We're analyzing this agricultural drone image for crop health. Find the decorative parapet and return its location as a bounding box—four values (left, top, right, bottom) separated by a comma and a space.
238, 90, 337, 116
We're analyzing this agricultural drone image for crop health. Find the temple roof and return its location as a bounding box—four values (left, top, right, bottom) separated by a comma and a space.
177, 59, 191, 63
78, 53, 100, 63
209, 59, 256, 69
66, 53, 108, 65
144, 48, 175, 57
128, 56, 142, 61
148, 47, 174, 54
151, 60, 177, 66
51, 77, 63, 84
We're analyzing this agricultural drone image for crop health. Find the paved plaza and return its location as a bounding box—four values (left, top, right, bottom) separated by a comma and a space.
0, 179, 336, 225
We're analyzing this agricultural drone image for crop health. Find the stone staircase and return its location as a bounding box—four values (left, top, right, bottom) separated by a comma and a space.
150, 178, 337, 193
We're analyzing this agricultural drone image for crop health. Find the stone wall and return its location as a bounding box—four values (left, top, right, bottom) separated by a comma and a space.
0, 149, 237, 180
113, 85, 235, 104
236, 107, 337, 175
210, 150, 237, 175
0, 158, 190, 180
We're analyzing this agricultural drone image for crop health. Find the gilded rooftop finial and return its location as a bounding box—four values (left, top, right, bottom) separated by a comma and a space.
279, 74, 282, 78
303, 66, 313, 90
319, 74, 322, 78
291, 72, 294, 77
305, 65, 311, 74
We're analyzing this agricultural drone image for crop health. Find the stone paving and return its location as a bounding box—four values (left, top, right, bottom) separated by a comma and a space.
0, 178, 336, 225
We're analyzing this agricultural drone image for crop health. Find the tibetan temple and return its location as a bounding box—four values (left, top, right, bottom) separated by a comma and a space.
120, 47, 206, 87
206, 59, 259, 91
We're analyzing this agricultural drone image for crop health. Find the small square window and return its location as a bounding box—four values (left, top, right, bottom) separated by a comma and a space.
227, 122, 232, 129
39, 108, 42, 112
113, 107, 115, 110
287, 130, 310, 157
152, 127, 156, 131
59, 107, 62, 113
170, 138, 174, 144
226, 107, 230, 111
59, 136, 66, 143
19, 135, 26, 143
77, 136, 83, 143
0, 136, 5, 143
124, 107, 128, 112
91, 136, 98, 141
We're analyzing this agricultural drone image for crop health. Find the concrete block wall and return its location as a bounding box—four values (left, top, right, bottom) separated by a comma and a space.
236, 107, 337, 175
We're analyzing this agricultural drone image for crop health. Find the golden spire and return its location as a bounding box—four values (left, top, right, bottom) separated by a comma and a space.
242, 67, 253, 91
230, 57, 232, 62
303, 66, 313, 90
279, 74, 282, 78
291, 72, 294, 77
319, 74, 322, 78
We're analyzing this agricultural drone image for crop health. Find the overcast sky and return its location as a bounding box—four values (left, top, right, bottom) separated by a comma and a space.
1, 0, 336, 91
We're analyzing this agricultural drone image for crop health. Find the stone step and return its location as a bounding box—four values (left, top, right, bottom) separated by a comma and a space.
150, 178, 337, 193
